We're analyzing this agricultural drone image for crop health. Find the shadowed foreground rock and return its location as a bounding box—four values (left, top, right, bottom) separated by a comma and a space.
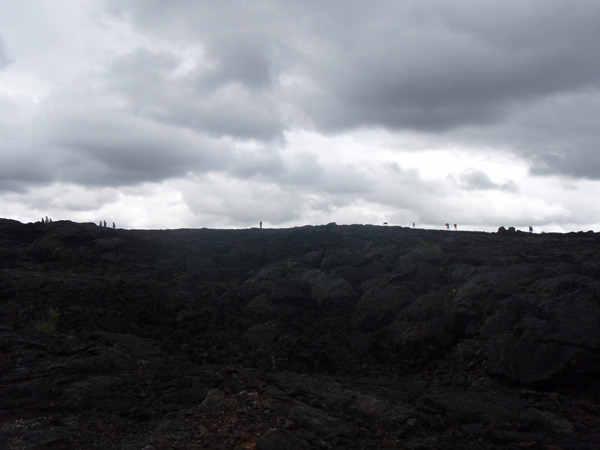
1, 218, 599, 448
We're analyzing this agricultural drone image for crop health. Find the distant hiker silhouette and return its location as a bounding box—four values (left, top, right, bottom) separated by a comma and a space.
259, 221, 262, 229
103, 220, 106, 227
454, 224, 457, 230
445, 223, 450, 230
113, 222, 116, 229
529, 226, 533, 233
99, 221, 102, 227
412, 222, 415, 228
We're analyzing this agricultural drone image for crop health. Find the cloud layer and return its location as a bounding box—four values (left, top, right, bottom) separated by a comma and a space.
1, 1, 600, 230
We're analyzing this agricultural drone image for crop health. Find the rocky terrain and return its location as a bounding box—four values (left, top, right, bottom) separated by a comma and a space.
1, 218, 599, 449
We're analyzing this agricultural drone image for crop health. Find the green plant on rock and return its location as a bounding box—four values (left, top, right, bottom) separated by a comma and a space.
444, 288, 457, 308
416, 239, 442, 262
538, 287, 555, 299
36, 307, 61, 334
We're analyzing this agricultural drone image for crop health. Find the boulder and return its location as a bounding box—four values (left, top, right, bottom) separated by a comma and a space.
355, 282, 416, 329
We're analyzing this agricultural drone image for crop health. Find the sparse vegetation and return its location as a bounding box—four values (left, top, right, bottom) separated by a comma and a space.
415, 239, 442, 262
36, 307, 61, 334
445, 287, 457, 308
538, 287, 555, 299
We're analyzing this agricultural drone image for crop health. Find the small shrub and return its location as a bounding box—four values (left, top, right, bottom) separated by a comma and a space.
415, 239, 442, 262
36, 307, 61, 334
538, 287, 555, 299
444, 288, 457, 308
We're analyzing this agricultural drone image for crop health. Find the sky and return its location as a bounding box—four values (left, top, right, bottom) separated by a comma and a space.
1, 1, 600, 232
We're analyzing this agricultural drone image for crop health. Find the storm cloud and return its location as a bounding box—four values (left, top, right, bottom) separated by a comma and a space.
105, 1, 600, 177
454, 169, 518, 192
1, 1, 600, 230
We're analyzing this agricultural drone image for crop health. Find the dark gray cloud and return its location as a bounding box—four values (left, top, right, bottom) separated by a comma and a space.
202, 36, 274, 91
226, 145, 284, 180
516, 93, 600, 179
454, 169, 518, 192
443, 90, 600, 179
45, 114, 229, 186
107, 0, 600, 182
0, 81, 231, 190
302, 2, 600, 132
106, 48, 285, 141
118, 0, 600, 135
531, 151, 600, 180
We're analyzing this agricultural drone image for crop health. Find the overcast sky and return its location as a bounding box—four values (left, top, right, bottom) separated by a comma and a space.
2, 1, 600, 231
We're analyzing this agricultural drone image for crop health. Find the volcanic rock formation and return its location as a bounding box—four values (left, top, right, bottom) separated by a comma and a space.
1, 219, 599, 448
